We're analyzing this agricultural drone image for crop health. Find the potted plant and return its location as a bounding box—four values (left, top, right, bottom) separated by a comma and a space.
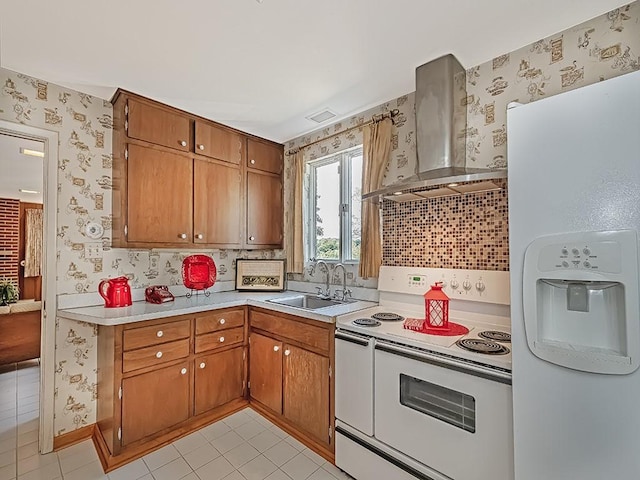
0, 278, 19, 306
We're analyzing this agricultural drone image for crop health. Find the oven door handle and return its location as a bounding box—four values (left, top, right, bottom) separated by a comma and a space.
375, 340, 512, 385
335, 330, 372, 346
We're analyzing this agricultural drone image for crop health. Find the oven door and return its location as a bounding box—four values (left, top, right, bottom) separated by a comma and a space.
335, 329, 375, 436
374, 340, 514, 480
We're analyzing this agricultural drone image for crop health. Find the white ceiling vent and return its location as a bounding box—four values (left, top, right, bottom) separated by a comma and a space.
306, 109, 337, 124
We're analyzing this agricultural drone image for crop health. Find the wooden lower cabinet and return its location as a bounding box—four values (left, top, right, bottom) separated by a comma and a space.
249, 332, 283, 413
94, 305, 335, 472
96, 309, 248, 471
283, 345, 330, 442
195, 347, 245, 416
121, 361, 190, 446
248, 308, 333, 453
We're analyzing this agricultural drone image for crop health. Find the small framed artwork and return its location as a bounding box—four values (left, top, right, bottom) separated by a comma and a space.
235, 259, 286, 292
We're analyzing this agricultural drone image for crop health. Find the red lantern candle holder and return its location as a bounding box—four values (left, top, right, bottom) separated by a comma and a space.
424, 282, 449, 329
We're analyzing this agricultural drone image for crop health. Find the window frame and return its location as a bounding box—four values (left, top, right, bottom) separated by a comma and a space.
306, 145, 363, 264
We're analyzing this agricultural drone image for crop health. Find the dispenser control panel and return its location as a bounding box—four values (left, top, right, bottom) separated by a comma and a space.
538, 241, 622, 274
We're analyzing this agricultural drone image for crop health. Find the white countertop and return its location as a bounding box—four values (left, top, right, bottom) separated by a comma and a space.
56, 290, 377, 326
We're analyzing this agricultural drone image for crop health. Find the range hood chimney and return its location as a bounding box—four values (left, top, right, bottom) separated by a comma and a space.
363, 54, 506, 202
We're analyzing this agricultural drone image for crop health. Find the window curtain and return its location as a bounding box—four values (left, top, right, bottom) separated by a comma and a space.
286, 150, 305, 273
24, 208, 43, 278
359, 117, 392, 279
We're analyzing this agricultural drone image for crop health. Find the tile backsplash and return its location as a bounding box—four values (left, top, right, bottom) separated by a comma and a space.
382, 180, 509, 271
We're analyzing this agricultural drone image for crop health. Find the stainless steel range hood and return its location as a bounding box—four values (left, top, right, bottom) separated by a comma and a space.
363, 54, 506, 202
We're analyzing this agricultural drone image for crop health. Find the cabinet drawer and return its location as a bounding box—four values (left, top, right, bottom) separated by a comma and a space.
250, 310, 329, 353
123, 320, 190, 352
123, 319, 191, 351
127, 98, 191, 152
196, 309, 244, 335
123, 338, 190, 373
247, 138, 283, 174
195, 327, 244, 353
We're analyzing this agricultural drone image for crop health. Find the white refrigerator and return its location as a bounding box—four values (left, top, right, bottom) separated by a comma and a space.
507, 70, 640, 480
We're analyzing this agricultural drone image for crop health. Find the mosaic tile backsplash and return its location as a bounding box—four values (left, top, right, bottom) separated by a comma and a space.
382, 180, 509, 271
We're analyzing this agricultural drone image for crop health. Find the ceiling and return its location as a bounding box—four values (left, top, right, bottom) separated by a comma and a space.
0, 133, 44, 203
0, 0, 629, 143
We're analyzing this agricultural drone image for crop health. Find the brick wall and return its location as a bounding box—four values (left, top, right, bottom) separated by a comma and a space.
0, 198, 20, 286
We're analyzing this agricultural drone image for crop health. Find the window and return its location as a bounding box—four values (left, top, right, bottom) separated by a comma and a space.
307, 146, 363, 263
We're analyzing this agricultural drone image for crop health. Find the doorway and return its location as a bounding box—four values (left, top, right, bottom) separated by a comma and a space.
0, 121, 58, 458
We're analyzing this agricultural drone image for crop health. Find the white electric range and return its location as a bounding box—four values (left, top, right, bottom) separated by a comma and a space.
334, 266, 514, 480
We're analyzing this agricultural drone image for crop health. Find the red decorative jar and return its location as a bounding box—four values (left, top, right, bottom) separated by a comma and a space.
424, 282, 449, 329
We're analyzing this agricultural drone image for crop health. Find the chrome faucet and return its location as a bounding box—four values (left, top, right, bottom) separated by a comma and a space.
312, 260, 331, 298
333, 263, 353, 301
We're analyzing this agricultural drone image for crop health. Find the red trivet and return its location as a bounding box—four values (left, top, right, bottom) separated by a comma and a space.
403, 318, 469, 336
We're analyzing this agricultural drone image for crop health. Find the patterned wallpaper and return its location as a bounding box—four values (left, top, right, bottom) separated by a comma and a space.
0, 68, 281, 436
284, 2, 639, 272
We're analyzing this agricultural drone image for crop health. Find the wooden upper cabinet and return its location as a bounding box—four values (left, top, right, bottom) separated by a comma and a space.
195, 121, 244, 164
126, 144, 193, 244
249, 332, 283, 414
121, 361, 190, 446
193, 159, 242, 247
246, 172, 283, 247
127, 99, 191, 152
283, 344, 330, 444
247, 138, 283, 174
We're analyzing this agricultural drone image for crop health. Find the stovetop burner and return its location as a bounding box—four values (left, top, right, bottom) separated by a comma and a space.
371, 312, 404, 322
456, 338, 510, 355
353, 318, 381, 327
478, 331, 511, 343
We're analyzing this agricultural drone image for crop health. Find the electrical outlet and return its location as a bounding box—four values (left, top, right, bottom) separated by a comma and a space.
85, 243, 102, 259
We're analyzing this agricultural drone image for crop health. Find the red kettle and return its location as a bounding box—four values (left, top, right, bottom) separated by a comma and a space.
99, 276, 132, 308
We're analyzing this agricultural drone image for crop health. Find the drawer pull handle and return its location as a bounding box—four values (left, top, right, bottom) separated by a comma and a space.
200, 362, 206, 369
179, 233, 187, 239
249, 236, 255, 241
196, 234, 203, 240
198, 144, 205, 150
156, 331, 163, 338
181, 368, 187, 375
250, 159, 256, 165
156, 351, 163, 358
219, 318, 226, 325
284, 349, 291, 356
219, 336, 225, 343
180, 140, 187, 147
273, 346, 280, 352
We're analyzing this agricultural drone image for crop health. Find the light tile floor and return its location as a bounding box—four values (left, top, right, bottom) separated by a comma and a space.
0, 362, 353, 480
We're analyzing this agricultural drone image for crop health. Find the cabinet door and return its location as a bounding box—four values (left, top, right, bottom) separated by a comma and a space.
193, 159, 242, 246
195, 121, 243, 164
283, 344, 330, 443
121, 361, 190, 446
127, 144, 193, 244
194, 347, 244, 416
247, 138, 283, 174
246, 172, 283, 247
127, 98, 191, 152
249, 332, 282, 413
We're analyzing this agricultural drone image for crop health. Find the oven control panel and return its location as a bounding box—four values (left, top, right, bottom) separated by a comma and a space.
380, 266, 510, 305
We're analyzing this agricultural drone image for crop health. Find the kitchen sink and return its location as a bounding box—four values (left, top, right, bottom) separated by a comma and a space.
267, 294, 348, 310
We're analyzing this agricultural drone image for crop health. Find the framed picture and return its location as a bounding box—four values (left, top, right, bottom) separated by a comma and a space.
235, 259, 286, 292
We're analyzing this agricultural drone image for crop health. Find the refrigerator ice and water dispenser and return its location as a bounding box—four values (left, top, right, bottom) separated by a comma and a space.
522, 230, 640, 375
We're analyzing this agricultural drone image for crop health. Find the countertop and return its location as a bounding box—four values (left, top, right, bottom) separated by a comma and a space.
56, 290, 377, 326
